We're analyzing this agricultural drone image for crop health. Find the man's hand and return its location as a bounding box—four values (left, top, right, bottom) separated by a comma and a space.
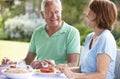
30, 60, 43, 69
44, 59, 56, 67
2, 57, 16, 65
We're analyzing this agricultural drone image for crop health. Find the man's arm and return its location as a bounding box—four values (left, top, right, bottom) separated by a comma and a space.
67, 53, 80, 67
24, 51, 36, 65
69, 66, 81, 73
1, 52, 36, 65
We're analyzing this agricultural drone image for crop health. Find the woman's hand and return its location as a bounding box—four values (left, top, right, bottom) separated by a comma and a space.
56, 64, 74, 78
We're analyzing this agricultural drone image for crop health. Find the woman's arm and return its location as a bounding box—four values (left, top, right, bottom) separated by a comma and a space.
59, 53, 110, 79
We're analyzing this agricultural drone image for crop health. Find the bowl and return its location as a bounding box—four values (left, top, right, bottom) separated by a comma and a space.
1, 68, 33, 79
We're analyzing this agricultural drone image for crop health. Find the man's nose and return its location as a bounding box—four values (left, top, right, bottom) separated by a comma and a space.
51, 12, 57, 18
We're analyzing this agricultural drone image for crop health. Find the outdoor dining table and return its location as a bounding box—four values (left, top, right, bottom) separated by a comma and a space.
0, 74, 68, 79
0, 65, 68, 79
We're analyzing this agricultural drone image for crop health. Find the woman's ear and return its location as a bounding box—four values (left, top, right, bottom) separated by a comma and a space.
40, 11, 44, 19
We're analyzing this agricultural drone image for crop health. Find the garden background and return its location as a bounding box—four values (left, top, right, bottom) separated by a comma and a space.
0, 0, 120, 63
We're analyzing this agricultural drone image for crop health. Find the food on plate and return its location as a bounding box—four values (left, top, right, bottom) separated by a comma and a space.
5, 68, 30, 73
4, 64, 33, 74
35, 69, 41, 72
34, 60, 60, 74
10, 64, 16, 68
1, 61, 33, 79
1, 67, 33, 79
41, 68, 54, 73
35, 67, 60, 73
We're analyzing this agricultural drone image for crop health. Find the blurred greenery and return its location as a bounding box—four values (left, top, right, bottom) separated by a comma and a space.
0, 0, 25, 28
118, 11, 120, 20
0, 28, 7, 39
0, 14, 3, 28
112, 27, 120, 47
74, 24, 93, 45
62, 0, 87, 25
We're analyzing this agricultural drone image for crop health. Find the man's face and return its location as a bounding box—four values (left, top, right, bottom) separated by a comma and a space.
42, 1, 62, 27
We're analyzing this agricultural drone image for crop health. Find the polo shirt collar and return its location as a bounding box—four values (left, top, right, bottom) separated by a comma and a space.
43, 21, 67, 37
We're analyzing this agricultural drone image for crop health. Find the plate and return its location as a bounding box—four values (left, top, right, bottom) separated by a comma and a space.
34, 71, 62, 77
0, 65, 8, 73
1, 69, 33, 79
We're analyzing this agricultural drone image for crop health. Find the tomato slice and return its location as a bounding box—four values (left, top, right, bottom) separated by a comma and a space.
10, 65, 16, 68
41, 69, 53, 73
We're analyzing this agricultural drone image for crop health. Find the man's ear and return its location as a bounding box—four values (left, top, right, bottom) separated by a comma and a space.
40, 11, 45, 19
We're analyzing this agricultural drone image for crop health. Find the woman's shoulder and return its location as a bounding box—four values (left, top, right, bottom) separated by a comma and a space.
99, 29, 115, 40
96, 29, 116, 48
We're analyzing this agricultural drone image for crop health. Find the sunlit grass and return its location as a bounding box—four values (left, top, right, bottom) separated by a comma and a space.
0, 40, 29, 64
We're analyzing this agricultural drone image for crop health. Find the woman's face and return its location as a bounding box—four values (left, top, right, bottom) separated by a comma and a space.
42, 1, 62, 27
87, 10, 97, 28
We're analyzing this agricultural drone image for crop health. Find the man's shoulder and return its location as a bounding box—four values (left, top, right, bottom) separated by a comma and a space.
63, 22, 79, 32
34, 24, 46, 32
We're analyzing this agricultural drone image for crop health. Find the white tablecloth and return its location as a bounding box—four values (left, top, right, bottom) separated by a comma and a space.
0, 74, 68, 79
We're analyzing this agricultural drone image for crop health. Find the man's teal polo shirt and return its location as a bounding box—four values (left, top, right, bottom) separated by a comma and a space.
29, 22, 80, 64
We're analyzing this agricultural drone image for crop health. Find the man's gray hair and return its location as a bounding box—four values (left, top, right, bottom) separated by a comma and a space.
41, 0, 62, 11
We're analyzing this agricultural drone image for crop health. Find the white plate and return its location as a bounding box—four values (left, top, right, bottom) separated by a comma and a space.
1, 69, 33, 79
34, 71, 62, 77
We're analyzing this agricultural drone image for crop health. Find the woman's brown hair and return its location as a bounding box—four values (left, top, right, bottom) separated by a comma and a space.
89, 0, 118, 31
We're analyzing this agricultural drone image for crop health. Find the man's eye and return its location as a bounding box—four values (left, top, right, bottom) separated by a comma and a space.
55, 11, 58, 13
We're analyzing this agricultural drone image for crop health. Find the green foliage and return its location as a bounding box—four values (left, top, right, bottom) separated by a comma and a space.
111, 0, 120, 20
0, 0, 25, 28
74, 24, 93, 45
0, 14, 3, 28
62, 0, 88, 25
112, 27, 120, 47
118, 11, 120, 20
0, 0, 14, 8
0, 28, 7, 39
112, 29, 120, 40
116, 39, 120, 48
10, 4, 25, 17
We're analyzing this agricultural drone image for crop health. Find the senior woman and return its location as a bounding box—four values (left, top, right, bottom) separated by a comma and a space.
56, 0, 118, 79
